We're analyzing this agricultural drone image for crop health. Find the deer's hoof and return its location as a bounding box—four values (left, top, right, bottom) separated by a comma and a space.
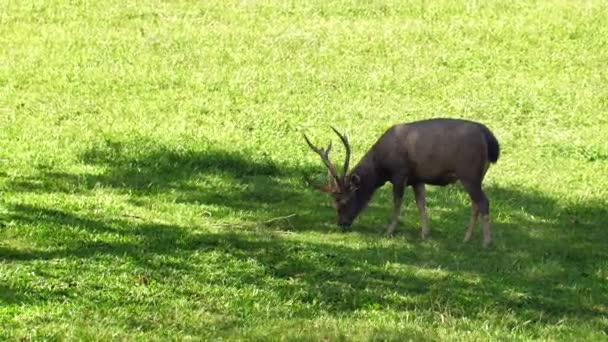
482, 239, 493, 248
384, 227, 396, 237
339, 225, 351, 233
420, 230, 430, 240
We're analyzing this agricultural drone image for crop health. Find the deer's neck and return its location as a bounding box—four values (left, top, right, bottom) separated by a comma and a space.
350, 154, 386, 203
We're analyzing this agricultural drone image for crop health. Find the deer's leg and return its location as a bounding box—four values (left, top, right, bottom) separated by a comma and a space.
413, 183, 430, 239
386, 179, 406, 236
463, 202, 479, 243
462, 180, 492, 247
480, 205, 492, 248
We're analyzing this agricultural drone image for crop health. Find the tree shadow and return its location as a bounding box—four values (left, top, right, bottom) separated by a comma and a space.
398, 184, 608, 325
2, 196, 607, 330
2, 138, 607, 333
0, 283, 38, 305
7, 138, 340, 231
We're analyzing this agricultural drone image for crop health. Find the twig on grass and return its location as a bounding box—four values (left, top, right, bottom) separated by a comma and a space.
209, 213, 297, 231
122, 213, 144, 220
262, 213, 296, 224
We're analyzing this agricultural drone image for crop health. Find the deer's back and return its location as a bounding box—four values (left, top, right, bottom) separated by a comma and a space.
373, 118, 492, 185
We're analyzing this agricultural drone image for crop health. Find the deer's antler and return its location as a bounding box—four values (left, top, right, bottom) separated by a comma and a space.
303, 133, 343, 188
330, 126, 351, 177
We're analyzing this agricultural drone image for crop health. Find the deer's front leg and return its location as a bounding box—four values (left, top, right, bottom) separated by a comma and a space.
386, 180, 405, 236
413, 183, 430, 239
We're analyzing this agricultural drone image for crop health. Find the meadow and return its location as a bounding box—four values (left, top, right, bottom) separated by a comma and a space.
1, 0, 607, 340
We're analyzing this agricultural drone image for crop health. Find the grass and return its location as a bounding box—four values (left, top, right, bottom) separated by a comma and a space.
1, 0, 608, 340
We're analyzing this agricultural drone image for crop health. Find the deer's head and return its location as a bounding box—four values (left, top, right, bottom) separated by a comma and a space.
304, 127, 363, 230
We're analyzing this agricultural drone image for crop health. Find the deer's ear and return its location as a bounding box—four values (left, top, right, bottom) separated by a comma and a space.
314, 184, 336, 193
349, 173, 361, 190
305, 176, 336, 193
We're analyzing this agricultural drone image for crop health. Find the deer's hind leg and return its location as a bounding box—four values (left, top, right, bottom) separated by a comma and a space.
463, 202, 479, 243
461, 179, 492, 248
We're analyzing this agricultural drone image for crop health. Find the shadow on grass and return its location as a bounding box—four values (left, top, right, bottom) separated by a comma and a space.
0, 283, 38, 305
8, 139, 339, 231
2, 139, 608, 333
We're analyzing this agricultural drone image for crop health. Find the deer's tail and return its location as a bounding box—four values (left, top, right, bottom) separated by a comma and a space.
482, 127, 500, 163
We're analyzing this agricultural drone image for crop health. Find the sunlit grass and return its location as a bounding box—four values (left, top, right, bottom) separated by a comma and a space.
1, 0, 607, 340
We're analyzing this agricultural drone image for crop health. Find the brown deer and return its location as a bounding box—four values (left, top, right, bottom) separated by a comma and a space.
303, 118, 500, 247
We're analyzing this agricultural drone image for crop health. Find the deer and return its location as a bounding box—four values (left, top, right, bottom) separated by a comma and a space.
303, 118, 500, 247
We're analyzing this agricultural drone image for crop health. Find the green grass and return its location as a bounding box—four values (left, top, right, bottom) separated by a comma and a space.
1, 0, 608, 340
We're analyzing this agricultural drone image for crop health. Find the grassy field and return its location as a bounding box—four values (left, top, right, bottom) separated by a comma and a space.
1, 0, 608, 340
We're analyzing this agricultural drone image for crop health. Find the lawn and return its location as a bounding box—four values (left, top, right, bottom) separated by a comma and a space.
1, 0, 607, 340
